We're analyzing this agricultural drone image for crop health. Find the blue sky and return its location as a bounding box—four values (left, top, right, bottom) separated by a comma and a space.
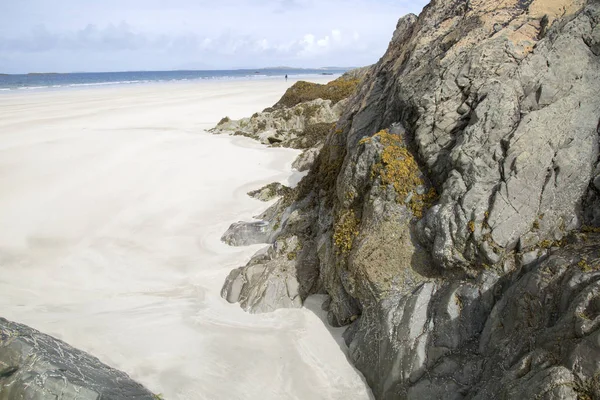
0, 0, 428, 74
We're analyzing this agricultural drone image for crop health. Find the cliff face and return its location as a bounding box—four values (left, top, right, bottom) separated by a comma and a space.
346, 0, 598, 269
221, 0, 600, 398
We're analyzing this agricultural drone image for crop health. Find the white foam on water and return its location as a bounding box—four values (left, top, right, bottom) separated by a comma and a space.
17, 85, 50, 90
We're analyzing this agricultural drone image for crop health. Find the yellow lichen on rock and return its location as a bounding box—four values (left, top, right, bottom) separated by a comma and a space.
358, 136, 372, 145
333, 209, 360, 254
468, 221, 476, 233
373, 130, 421, 198
347, 211, 434, 299
371, 130, 437, 218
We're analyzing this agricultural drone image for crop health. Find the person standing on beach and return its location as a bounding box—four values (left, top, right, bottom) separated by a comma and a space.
285, 74, 288, 81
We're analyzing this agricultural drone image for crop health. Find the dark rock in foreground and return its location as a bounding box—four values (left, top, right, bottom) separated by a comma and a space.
0, 318, 156, 400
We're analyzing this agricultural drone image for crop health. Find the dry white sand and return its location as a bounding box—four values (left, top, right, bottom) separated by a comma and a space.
0, 78, 372, 399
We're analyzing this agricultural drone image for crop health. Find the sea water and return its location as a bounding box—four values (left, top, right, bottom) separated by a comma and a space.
0, 68, 347, 91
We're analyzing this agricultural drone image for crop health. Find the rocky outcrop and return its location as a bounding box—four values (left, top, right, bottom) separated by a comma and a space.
0, 318, 156, 400
332, 0, 599, 271
291, 145, 322, 172
221, 184, 294, 248
336, 66, 371, 82
247, 182, 291, 202
210, 98, 344, 149
221, 190, 321, 311
273, 74, 361, 109
221, 220, 273, 246
209, 72, 365, 149
220, 0, 600, 398
210, 72, 367, 173
411, 0, 599, 269
221, 234, 309, 313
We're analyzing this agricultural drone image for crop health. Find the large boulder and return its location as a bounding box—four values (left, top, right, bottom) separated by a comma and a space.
221, 236, 304, 313
0, 318, 156, 400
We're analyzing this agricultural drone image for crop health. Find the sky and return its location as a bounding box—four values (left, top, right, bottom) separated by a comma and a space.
0, 0, 428, 74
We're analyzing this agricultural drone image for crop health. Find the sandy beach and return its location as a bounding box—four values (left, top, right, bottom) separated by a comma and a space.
0, 78, 372, 399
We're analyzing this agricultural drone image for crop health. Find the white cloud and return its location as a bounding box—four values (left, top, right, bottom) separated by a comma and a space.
302, 34, 315, 46
0, 0, 429, 73
332, 30, 342, 43
316, 36, 329, 48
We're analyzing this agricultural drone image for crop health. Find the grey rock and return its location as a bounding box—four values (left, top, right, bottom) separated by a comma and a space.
221, 233, 320, 313
345, 236, 600, 399
0, 318, 155, 400
221, 220, 273, 246
210, 98, 341, 149
291, 145, 322, 172
221, 258, 302, 313
247, 182, 291, 202
220, 190, 321, 313
521, 250, 542, 266
339, 66, 372, 81
218, 0, 600, 399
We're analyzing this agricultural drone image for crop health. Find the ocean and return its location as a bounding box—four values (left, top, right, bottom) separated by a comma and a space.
0, 68, 348, 91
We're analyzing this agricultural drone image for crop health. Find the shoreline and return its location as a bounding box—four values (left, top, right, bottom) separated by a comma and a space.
0, 73, 343, 94
0, 78, 371, 399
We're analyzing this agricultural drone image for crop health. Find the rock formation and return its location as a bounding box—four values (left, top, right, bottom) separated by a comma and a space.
220, 0, 600, 398
0, 318, 156, 399
211, 98, 344, 149
210, 71, 367, 172
247, 182, 291, 202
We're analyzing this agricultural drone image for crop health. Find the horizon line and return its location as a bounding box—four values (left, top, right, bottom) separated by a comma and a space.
0, 66, 356, 76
